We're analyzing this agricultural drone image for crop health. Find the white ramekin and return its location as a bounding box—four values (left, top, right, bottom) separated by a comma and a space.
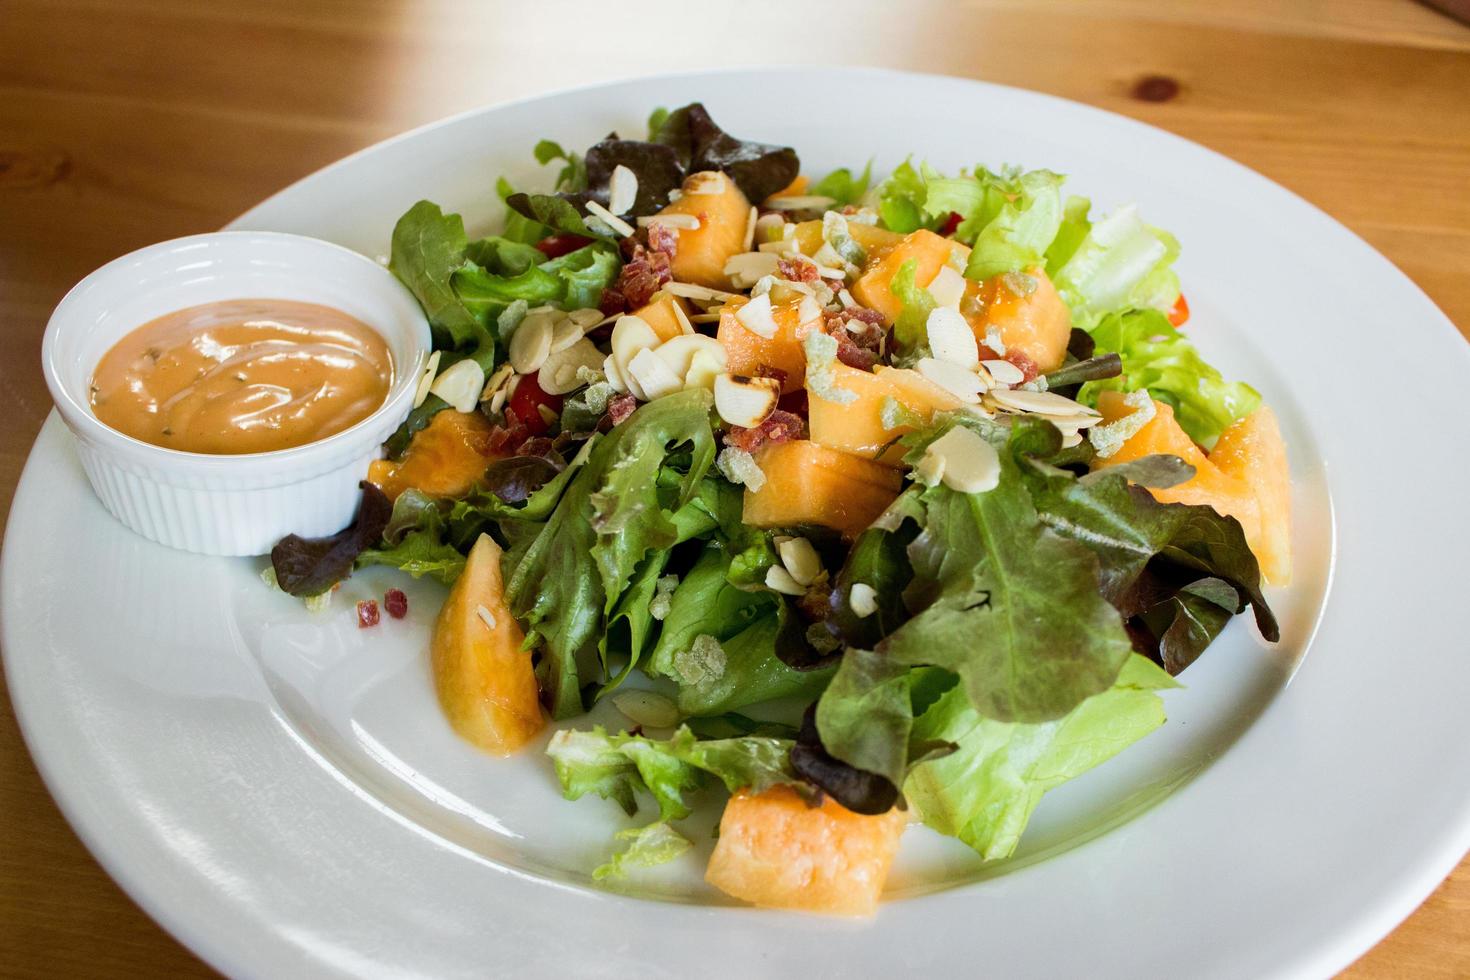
42, 232, 432, 557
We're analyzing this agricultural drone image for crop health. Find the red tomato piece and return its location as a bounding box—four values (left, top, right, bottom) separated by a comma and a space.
505, 371, 564, 436
1167, 293, 1190, 327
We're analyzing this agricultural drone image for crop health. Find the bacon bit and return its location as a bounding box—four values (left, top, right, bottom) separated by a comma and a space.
383, 588, 408, 619
939, 211, 964, 237
535, 233, 593, 259
614, 242, 673, 308
1005, 349, 1040, 383
357, 599, 380, 628
822, 307, 886, 371
602, 393, 638, 428
646, 221, 679, 259
777, 257, 820, 284
598, 286, 628, 317
723, 408, 806, 454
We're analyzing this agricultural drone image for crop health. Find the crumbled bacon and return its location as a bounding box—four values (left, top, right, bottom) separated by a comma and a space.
777, 257, 820, 284
1005, 349, 1040, 383
822, 307, 886, 371
646, 221, 679, 259
603, 393, 638, 427
723, 408, 806, 454
598, 286, 627, 317
383, 589, 408, 620
613, 239, 673, 308
357, 599, 380, 629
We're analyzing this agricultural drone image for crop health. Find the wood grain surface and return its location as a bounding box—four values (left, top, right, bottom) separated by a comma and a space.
1, 1, 1466, 975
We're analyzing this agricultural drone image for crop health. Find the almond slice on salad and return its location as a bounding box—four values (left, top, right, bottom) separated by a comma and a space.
988, 387, 1099, 417
602, 353, 630, 395
610, 313, 660, 372
724, 251, 782, 289
926, 306, 979, 369
764, 194, 838, 211
684, 170, 728, 196
508, 313, 554, 374
924, 425, 1001, 494
428, 358, 486, 413
639, 212, 701, 231
714, 373, 780, 429
916, 357, 985, 403
666, 281, 742, 304
549, 315, 584, 354
777, 536, 823, 587
584, 199, 634, 237
848, 583, 878, 618
567, 307, 604, 328
610, 689, 680, 729
413, 349, 442, 408
480, 363, 514, 403
684, 348, 725, 391
979, 358, 1025, 387
607, 164, 638, 215
734, 292, 779, 339
743, 205, 759, 253
928, 265, 967, 309
754, 212, 787, 243
627, 347, 684, 401
653, 334, 727, 381
537, 338, 605, 395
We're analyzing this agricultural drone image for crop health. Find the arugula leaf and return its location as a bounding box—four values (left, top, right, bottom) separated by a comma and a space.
388, 201, 487, 349
889, 258, 937, 351
810, 162, 873, 205
356, 489, 466, 585
1078, 308, 1260, 446
593, 822, 692, 880
905, 654, 1175, 860
504, 391, 716, 718
879, 419, 1135, 722
270, 483, 392, 597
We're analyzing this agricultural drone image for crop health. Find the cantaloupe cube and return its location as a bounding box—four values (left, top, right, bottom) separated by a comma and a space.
850, 229, 969, 324
791, 219, 904, 259
743, 440, 903, 537
1094, 393, 1263, 555
431, 534, 544, 755
1210, 406, 1292, 585
770, 175, 809, 198
966, 268, 1072, 373
706, 785, 907, 916
657, 171, 752, 290
716, 295, 821, 393
807, 363, 962, 466
630, 293, 692, 343
366, 409, 498, 501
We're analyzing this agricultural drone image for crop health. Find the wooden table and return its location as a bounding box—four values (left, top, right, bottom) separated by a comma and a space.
2, 0, 1467, 974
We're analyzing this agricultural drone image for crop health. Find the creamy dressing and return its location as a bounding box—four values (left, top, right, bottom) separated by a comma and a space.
90, 299, 392, 455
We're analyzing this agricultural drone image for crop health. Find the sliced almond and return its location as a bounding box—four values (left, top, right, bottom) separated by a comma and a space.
764, 564, 807, 596
603, 353, 629, 394
988, 387, 1099, 417
480, 363, 514, 403
428, 357, 486, 413
754, 212, 787, 243
742, 205, 758, 252
607, 164, 638, 215
758, 239, 799, 256
508, 313, 555, 374
584, 199, 634, 237
684, 170, 728, 196
610, 689, 680, 729
764, 194, 838, 211
671, 300, 694, 335
925, 426, 1001, 494
666, 281, 741, 303
926, 307, 979, 369
713, 373, 780, 429
838, 288, 858, 310
980, 358, 1025, 387
639, 212, 700, 231
537, 338, 605, 395
611, 314, 660, 373
413, 350, 442, 408
724, 251, 782, 289
848, 583, 878, 618
914, 449, 946, 486
777, 537, 822, 587
626, 347, 684, 401
797, 295, 823, 325
928, 265, 967, 309
549, 315, 584, 354
684, 348, 725, 391
916, 357, 985, 403
537, 403, 558, 427
488, 385, 509, 414
734, 293, 779, 339
476, 604, 497, 630
567, 307, 604, 328
653, 334, 727, 380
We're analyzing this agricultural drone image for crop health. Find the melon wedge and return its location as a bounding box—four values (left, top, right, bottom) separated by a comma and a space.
743, 440, 902, 537
431, 534, 544, 755
706, 785, 907, 916
966, 268, 1072, 374
851, 229, 968, 324
716, 295, 821, 393
807, 363, 962, 466
1211, 407, 1292, 585
656, 171, 752, 290
366, 409, 497, 502
630, 293, 693, 343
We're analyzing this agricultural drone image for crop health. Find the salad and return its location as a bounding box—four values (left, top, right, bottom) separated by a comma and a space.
268, 103, 1290, 914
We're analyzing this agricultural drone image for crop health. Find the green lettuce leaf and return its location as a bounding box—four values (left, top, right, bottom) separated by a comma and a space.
592, 822, 692, 880
464, 235, 544, 277
905, 653, 1176, 860
537, 244, 621, 311
814, 648, 913, 787
1046, 202, 1181, 329
921, 167, 1064, 280
496, 176, 554, 244
880, 418, 1134, 722
876, 159, 937, 234
810, 162, 873, 205
356, 489, 465, 585
388, 200, 488, 349
889, 258, 937, 352
1078, 308, 1260, 445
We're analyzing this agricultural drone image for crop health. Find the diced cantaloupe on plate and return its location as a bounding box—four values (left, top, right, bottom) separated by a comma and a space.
808, 363, 962, 466
967, 267, 1073, 374
716, 295, 821, 393
656, 171, 753, 290
1210, 406, 1292, 585
706, 785, 907, 916
366, 409, 498, 501
630, 293, 693, 343
791, 219, 904, 258
743, 440, 903, 537
851, 229, 968, 324
431, 534, 544, 755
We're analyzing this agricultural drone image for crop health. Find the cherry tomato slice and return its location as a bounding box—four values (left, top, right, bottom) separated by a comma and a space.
535, 234, 593, 259
939, 211, 963, 237
505, 371, 564, 435
1167, 293, 1190, 327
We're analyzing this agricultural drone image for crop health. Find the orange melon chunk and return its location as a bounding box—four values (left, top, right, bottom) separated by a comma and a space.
851, 229, 969, 325
808, 363, 962, 466
743, 440, 902, 537
705, 785, 907, 916
716, 295, 821, 393
966, 268, 1072, 374
791, 219, 904, 258
630, 293, 693, 343
367, 409, 498, 502
656, 171, 752, 290
1094, 393, 1262, 558
1211, 407, 1292, 585
431, 534, 544, 755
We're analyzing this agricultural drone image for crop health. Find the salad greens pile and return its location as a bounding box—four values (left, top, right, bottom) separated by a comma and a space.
270, 103, 1279, 886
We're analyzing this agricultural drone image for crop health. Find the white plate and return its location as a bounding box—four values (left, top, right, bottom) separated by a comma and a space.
5, 69, 1469, 979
